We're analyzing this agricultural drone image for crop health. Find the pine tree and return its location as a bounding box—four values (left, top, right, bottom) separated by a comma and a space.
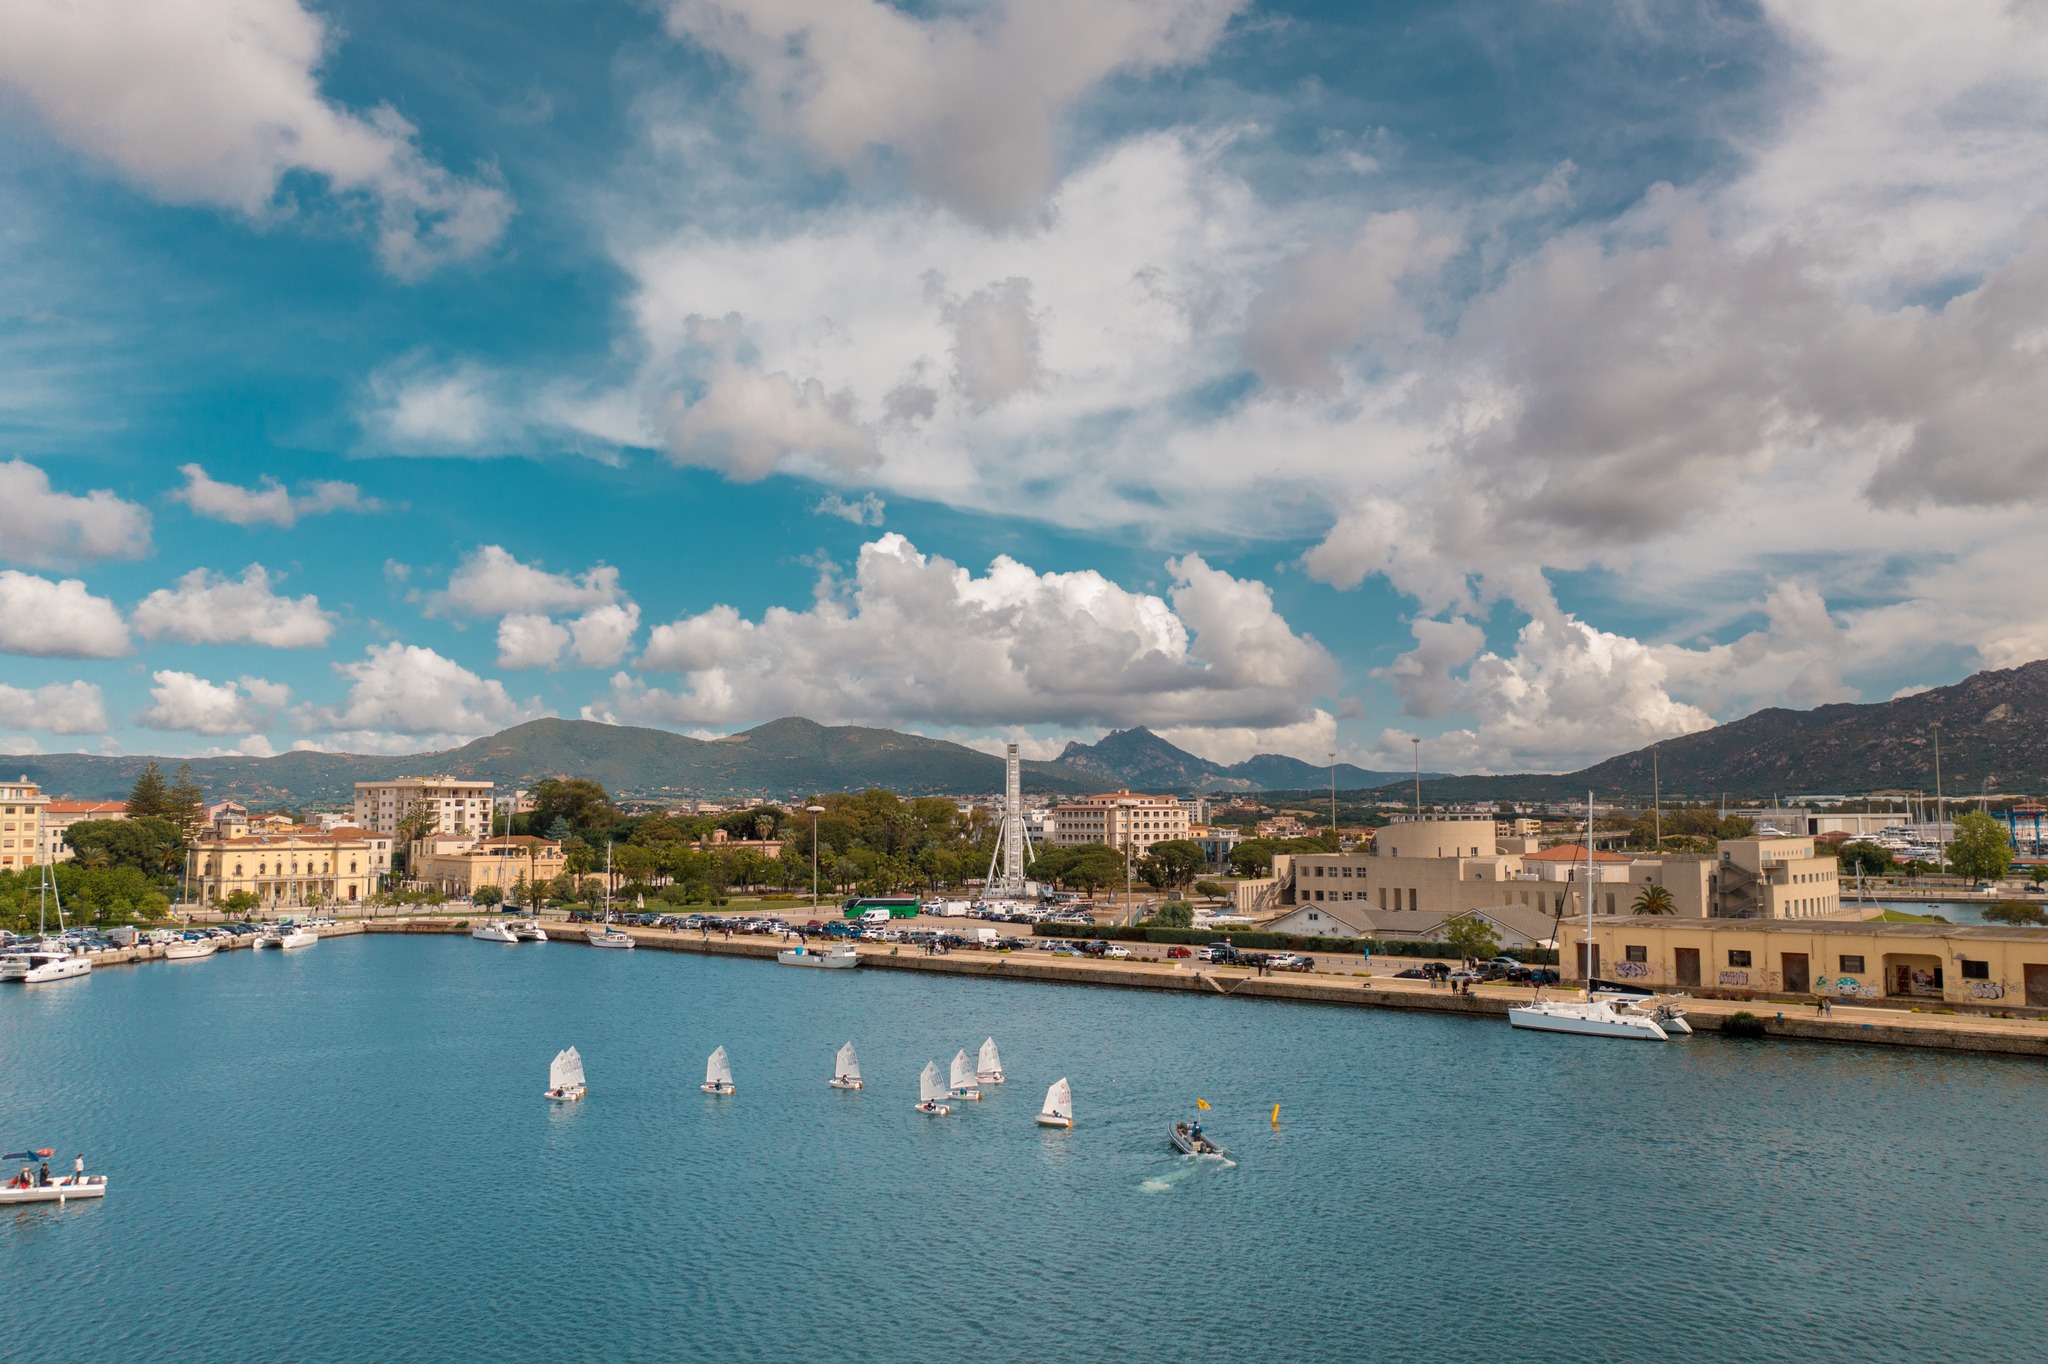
126, 761, 171, 820
168, 763, 206, 833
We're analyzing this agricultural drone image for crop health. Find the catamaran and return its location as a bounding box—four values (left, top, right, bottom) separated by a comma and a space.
471, 920, 518, 943
0, 865, 91, 984
701, 1046, 735, 1095
545, 1046, 587, 1102
586, 841, 635, 948
830, 1041, 863, 1090
916, 1060, 952, 1116
975, 1037, 1005, 1084
1036, 1077, 1073, 1129
510, 919, 549, 942
1508, 792, 1670, 1042
257, 925, 318, 950
948, 1049, 982, 1101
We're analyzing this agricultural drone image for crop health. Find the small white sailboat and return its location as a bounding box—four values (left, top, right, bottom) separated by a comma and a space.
916, 1060, 952, 1116
948, 1049, 982, 1101
701, 1045, 735, 1095
830, 1041, 863, 1090
545, 1046, 587, 1102
471, 921, 518, 943
163, 937, 218, 960
2, 866, 92, 983
1036, 1077, 1073, 1129
975, 1037, 1005, 1084
587, 841, 634, 947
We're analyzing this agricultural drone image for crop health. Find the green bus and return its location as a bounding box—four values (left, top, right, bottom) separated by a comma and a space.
842, 896, 921, 920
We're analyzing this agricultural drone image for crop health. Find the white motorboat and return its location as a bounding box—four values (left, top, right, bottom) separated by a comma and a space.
586, 926, 635, 948
471, 921, 519, 943
830, 1041, 863, 1090
701, 1045, 735, 1095
510, 919, 549, 942
256, 926, 318, 950
1511, 793, 1671, 1044
1, 1150, 106, 1204
915, 1060, 952, 1116
0, 949, 92, 983
1036, 1077, 1073, 1129
948, 1049, 982, 1101
777, 944, 858, 968
545, 1046, 587, 1102
163, 937, 218, 961
976, 1037, 1006, 1084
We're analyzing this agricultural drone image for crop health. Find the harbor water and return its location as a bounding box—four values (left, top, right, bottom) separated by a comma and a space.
3, 934, 2044, 1361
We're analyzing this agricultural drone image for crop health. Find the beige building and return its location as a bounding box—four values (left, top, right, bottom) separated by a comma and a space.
412, 835, 565, 898
192, 826, 385, 908
39, 800, 127, 863
1557, 914, 2048, 1008
0, 777, 49, 871
352, 777, 495, 839
1051, 791, 1191, 856
1715, 836, 1844, 918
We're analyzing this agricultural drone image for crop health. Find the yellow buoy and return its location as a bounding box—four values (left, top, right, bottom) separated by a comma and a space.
1270, 1104, 1281, 1126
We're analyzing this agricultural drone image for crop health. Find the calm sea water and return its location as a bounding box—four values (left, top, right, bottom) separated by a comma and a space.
3, 935, 2043, 1362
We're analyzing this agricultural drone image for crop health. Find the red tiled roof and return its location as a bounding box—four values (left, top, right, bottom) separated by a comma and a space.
46, 801, 126, 815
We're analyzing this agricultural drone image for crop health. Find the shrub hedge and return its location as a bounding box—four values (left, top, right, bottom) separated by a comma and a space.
1029, 921, 1558, 964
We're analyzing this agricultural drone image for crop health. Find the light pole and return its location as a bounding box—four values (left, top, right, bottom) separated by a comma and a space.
1411, 737, 1422, 816
807, 805, 826, 912
1328, 750, 1337, 838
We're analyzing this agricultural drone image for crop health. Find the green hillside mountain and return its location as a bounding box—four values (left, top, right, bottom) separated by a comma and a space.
1052, 726, 1434, 793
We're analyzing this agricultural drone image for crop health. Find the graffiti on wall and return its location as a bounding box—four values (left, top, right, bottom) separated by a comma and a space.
1718, 970, 1750, 986
1611, 960, 1652, 979
1815, 976, 1882, 998
1970, 980, 2006, 1000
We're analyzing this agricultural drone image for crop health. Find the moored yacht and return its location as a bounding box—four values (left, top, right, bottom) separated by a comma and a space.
777, 943, 857, 967
0, 947, 92, 984
510, 919, 549, 942
471, 920, 519, 943
163, 936, 219, 961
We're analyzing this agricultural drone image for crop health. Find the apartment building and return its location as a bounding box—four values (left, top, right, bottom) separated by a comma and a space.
39, 800, 126, 863
352, 778, 495, 839
0, 777, 50, 871
1050, 791, 1191, 856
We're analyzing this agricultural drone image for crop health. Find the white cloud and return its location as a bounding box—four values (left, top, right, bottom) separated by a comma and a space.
137, 670, 288, 734
496, 614, 572, 670
432, 545, 622, 617
358, 358, 523, 455
131, 565, 333, 648
814, 492, 886, 526
661, 319, 878, 480
944, 277, 1044, 409
0, 680, 107, 734
661, 0, 1244, 224
322, 642, 546, 737
0, 0, 511, 276
595, 533, 1335, 738
568, 602, 641, 669
0, 571, 130, 658
0, 459, 151, 567
1244, 212, 1455, 392
170, 464, 376, 528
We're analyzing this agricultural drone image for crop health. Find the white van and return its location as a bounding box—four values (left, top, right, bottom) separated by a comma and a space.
859, 908, 893, 927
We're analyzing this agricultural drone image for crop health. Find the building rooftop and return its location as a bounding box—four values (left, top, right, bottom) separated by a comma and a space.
1523, 844, 1634, 864
45, 801, 127, 815
1582, 913, 2048, 942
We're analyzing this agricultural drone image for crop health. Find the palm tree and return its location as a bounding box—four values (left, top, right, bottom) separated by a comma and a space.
1632, 883, 1676, 915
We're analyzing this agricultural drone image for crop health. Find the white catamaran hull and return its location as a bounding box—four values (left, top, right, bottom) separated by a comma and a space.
471, 922, 519, 943
0, 1176, 107, 1204
511, 921, 549, 942
1509, 1003, 1669, 1040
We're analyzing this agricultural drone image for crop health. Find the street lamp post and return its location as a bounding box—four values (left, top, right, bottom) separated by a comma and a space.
807, 805, 826, 912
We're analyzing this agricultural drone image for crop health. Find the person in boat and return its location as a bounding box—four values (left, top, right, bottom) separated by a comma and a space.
39, 1160, 51, 1186
1189, 1121, 1203, 1146
72, 1154, 83, 1184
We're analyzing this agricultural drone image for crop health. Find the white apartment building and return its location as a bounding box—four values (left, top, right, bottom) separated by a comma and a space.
39, 800, 127, 863
0, 777, 49, 871
1051, 791, 1191, 856
352, 778, 495, 839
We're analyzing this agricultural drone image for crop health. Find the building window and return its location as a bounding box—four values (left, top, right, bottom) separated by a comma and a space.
1839, 955, 1865, 973
1960, 960, 1990, 980
1728, 950, 1752, 967
1625, 945, 1647, 963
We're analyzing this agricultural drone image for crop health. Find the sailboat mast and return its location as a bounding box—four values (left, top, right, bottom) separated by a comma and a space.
1584, 790, 1594, 1001
604, 840, 613, 922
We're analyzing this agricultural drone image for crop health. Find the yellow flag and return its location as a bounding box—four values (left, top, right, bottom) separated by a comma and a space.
1195, 1098, 1210, 1110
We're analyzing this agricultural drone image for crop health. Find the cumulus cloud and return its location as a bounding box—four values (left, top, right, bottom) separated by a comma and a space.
661, 319, 877, 480
568, 602, 642, 669
0, 0, 511, 276
137, 671, 289, 734
431, 546, 622, 617
357, 358, 538, 455
322, 643, 546, 737
594, 534, 1335, 738
1245, 212, 1455, 392
0, 681, 108, 734
661, 0, 1243, 224
131, 565, 334, 647
0, 571, 130, 658
0, 459, 151, 567
496, 614, 572, 670
170, 464, 377, 528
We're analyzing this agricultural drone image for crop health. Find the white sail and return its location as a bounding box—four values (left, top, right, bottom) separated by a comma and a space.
977, 1037, 1002, 1076
550, 1046, 584, 1091
950, 1049, 975, 1090
1040, 1077, 1072, 1121
706, 1046, 733, 1087
835, 1041, 860, 1081
919, 1060, 946, 1103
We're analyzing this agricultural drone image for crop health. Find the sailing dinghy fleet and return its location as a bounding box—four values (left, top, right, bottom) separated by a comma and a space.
545, 1047, 588, 1102
947, 1050, 982, 1101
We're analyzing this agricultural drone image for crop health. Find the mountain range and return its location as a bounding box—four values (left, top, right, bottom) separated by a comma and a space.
9, 658, 2045, 807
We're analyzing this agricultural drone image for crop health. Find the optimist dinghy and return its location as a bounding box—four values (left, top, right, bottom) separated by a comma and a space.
830, 1041, 863, 1090
975, 1037, 1005, 1085
545, 1046, 587, 1102
948, 1049, 982, 1101
1036, 1078, 1073, 1129
701, 1046, 735, 1095
915, 1060, 952, 1116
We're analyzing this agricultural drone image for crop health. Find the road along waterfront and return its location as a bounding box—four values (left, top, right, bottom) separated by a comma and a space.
6, 931, 2047, 1362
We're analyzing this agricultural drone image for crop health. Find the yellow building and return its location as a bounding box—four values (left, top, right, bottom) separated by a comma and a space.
1557, 914, 2048, 1008
412, 835, 565, 898
193, 826, 384, 909
0, 777, 49, 871
1715, 836, 1844, 918
1050, 791, 1191, 856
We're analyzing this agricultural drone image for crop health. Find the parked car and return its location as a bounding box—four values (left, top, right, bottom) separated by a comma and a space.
1268, 953, 1314, 972
1527, 967, 1561, 985
1165, 946, 1192, 959
1102, 944, 1133, 959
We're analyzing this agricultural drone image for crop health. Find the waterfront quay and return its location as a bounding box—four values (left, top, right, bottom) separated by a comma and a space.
329, 916, 2048, 1059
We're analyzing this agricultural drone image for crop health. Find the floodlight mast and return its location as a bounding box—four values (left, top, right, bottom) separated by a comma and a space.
984, 743, 1034, 897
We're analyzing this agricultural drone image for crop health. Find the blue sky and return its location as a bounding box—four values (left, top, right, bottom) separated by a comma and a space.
2, 0, 2045, 773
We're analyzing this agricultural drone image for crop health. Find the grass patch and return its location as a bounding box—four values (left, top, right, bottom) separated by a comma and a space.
1869, 908, 1951, 923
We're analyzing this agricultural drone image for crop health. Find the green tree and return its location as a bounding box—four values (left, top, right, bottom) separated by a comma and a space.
1142, 900, 1195, 928
1837, 840, 1894, 878
220, 889, 260, 915
64, 816, 186, 883
528, 778, 618, 840
167, 763, 206, 833
1982, 900, 2047, 925
2027, 863, 2048, 889
1137, 839, 1207, 892
1947, 812, 2014, 881
1631, 883, 1676, 915
1441, 913, 1502, 963
126, 761, 173, 820
473, 884, 503, 908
